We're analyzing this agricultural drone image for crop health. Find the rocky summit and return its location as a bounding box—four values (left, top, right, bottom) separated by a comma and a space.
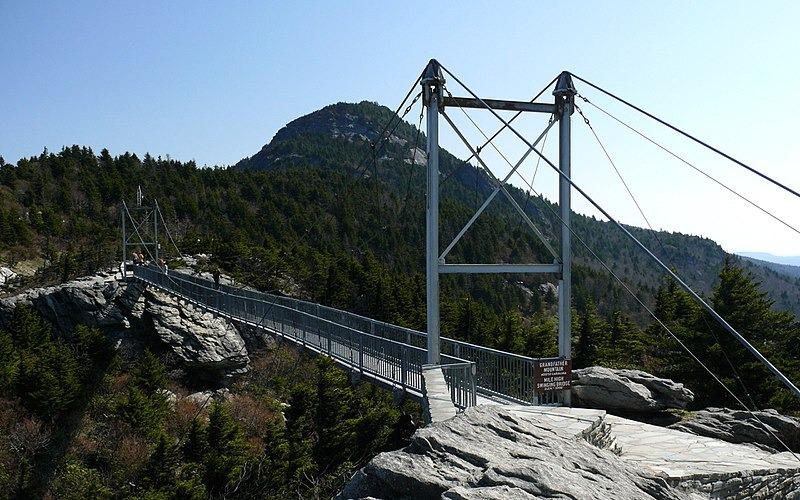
338, 405, 800, 499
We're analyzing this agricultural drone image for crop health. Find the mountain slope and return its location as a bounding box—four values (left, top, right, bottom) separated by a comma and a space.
232, 101, 800, 316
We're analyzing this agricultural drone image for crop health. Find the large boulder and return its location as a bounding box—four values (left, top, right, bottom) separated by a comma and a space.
337, 405, 696, 500
571, 366, 694, 413
669, 407, 800, 453
0, 271, 254, 382
0, 266, 17, 288
143, 288, 249, 381
0, 271, 131, 333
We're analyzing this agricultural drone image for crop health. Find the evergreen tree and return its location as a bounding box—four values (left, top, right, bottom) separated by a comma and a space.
606, 311, 647, 368
141, 434, 177, 491
0, 329, 18, 392
182, 419, 207, 464
573, 302, 608, 368
203, 402, 247, 495
132, 350, 168, 395
524, 314, 558, 358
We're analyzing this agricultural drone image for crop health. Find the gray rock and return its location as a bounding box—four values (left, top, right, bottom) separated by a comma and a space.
669, 407, 800, 453
0, 271, 131, 333
0, 266, 17, 287
185, 388, 230, 408
613, 368, 695, 409
337, 406, 696, 500
0, 271, 253, 382
144, 288, 249, 380
571, 366, 693, 413
537, 282, 557, 298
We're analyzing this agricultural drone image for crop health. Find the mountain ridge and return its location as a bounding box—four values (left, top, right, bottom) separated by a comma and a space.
230, 100, 800, 316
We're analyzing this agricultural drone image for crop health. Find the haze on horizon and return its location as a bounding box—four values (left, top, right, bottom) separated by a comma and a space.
2, 1, 800, 257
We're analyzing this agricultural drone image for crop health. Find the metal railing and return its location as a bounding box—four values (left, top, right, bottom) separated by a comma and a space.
130, 266, 478, 408
131, 265, 563, 405
441, 362, 477, 409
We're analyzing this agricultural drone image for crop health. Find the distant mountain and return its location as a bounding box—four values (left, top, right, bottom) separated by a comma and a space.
233, 101, 800, 317
738, 252, 800, 267
739, 254, 800, 279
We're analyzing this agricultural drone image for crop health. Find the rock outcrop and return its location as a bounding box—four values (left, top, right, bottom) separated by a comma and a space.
144, 288, 249, 381
0, 271, 258, 382
0, 266, 17, 288
337, 405, 696, 500
669, 407, 800, 453
571, 366, 694, 413
0, 272, 131, 333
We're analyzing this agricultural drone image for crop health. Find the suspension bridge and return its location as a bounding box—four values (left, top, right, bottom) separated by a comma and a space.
122, 60, 800, 431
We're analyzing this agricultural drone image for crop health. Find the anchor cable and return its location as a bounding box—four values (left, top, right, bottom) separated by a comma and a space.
575, 104, 763, 415
569, 72, 800, 201
576, 94, 800, 238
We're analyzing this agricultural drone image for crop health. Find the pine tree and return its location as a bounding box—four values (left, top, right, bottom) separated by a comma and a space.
182, 419, 207, 464
203, 402, 247, 495
132, 350, 168, 395
573, 302, 608, 368
142, 434, 177, 491
0, 329, 18, 393
524, 315, 558, 358
607, 311, 646, 368
8, 305, 51, 351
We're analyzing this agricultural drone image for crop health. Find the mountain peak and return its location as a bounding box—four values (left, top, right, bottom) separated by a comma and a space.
234, 101, 420, 171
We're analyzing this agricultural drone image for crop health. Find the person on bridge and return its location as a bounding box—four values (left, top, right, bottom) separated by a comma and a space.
212, 267, 220, 289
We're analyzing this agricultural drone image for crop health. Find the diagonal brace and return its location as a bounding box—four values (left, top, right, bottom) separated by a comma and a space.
439, 118, 556, 260
440, 110, 560, 260
125, 209, 154, 245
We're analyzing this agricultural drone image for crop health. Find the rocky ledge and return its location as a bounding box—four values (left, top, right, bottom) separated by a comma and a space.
338, 405, 699, 500
670, 407, 800, 453
339, 405, 800, 499
0, 271, 268, 382
572, 366, 695, 413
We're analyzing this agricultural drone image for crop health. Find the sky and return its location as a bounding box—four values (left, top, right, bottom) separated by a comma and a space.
2, 1, 800, 256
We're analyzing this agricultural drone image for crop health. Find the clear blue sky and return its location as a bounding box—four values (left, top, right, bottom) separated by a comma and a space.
2, 1, 800, 255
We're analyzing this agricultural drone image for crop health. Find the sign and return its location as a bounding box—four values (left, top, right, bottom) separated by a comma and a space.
534, 358, 572, 393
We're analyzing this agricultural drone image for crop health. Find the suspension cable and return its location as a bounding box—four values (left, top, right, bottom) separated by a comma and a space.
574, 103, 762, 413
355, 91, 422, 182
577, 94, 800, 238
437, 62, 800, 401
574, 103, 669, 258
507, 166, 798, 458
155, 201, 184, 260
569, 72, 800, 201
398, 105, 425, 218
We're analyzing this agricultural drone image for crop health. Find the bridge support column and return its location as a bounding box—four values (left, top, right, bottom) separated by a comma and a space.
423, 60, 444, 365
555, 72, 576, 406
